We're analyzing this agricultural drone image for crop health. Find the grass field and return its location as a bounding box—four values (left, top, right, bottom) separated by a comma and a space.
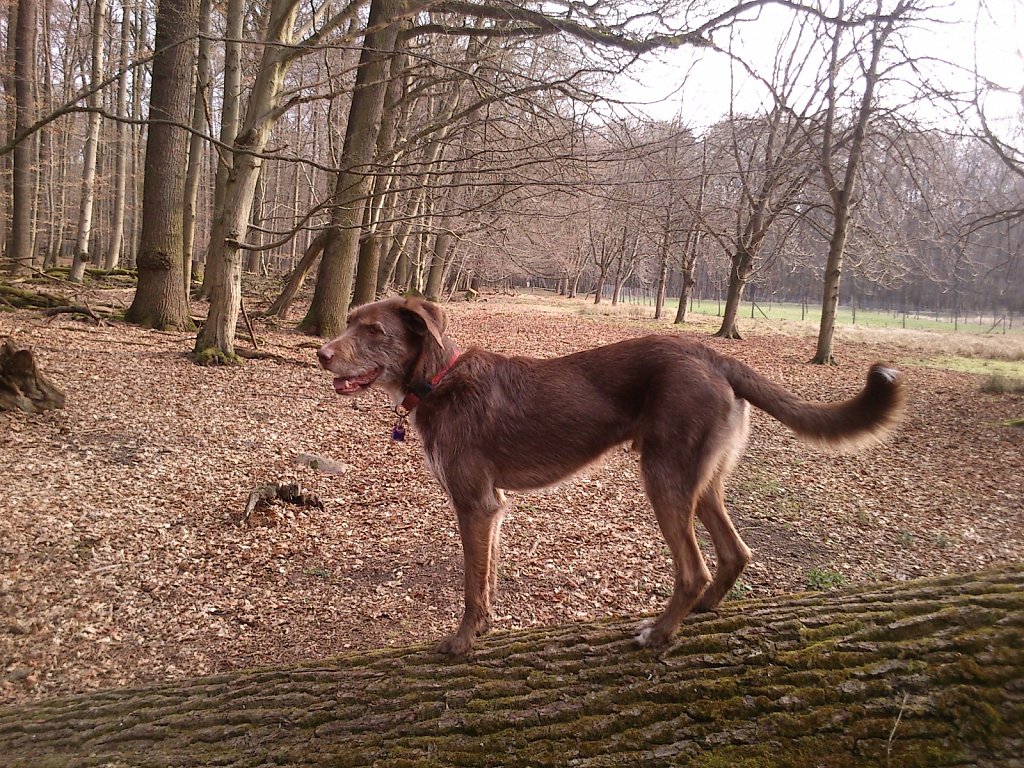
520, 291, 1024, 376
655, 296, 1019, 335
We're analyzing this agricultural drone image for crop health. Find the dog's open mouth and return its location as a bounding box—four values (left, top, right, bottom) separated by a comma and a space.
332, 367, 383, 395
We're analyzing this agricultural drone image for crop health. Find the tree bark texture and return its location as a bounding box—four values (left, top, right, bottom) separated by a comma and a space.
300, 0, 402, 337
353, 234, 383, 305
7, 0, 36, 276
199, 0, 244, 299
69, 0, 107, 283
1, 568, 1020, 767
194, 0, 301, 361
262, 230, 328, 319
124, 0, 198, 330
714, 250, 753, 339
424, 231, 451, 302
352, 43, 408, 307
103, 7, 132, 270
654, 241, 669, 319
182, 0, 213, 290
674, 267, 695, 324
813, 227, 848, 364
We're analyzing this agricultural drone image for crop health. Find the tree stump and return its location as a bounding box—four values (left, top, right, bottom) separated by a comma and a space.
0, 568, 1020, 766
0, 339, 66, 412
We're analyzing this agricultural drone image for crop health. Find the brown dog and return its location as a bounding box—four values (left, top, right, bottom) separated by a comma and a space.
317, 297, 904, 655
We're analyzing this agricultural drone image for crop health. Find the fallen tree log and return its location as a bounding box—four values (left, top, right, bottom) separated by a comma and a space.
1, 568, 1021, 767
0, 283, 69, 310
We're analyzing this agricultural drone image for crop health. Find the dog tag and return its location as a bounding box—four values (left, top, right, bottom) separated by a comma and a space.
392, 422, 406, 442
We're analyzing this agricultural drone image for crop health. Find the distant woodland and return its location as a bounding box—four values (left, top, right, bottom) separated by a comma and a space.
2, 0, 1022, 361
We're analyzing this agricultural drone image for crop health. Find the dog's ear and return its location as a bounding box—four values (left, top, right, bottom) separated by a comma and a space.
399, 298, 448, 350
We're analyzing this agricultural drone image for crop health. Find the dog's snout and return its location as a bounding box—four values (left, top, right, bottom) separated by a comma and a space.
317, 346, 333, 368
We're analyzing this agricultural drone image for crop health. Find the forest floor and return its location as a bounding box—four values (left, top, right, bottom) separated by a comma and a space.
1, 281, 1023, 704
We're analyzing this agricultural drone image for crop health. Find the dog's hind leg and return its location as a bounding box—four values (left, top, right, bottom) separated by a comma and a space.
636, 449, 713, 648
693, 475, 752, 612
693, 399, 752, 612
488, 490, 507, 606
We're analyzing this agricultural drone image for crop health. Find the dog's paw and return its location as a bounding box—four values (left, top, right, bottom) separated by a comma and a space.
692, 593, 721, 613
435, 633, 473, 657
635, 621, 671, 648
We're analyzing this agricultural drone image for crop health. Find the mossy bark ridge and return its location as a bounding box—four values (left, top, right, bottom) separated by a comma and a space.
1, 568, 1021, 766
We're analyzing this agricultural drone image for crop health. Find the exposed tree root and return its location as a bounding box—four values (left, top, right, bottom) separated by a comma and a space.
192, 346, 242, 366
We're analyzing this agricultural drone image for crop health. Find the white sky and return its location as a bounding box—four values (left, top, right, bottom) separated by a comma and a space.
609, 0, 1023, 136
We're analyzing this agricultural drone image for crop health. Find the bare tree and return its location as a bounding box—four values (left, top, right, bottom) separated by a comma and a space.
709, 109, 816, 339
103, 5, 133, 270
811, 0, 922, 364
182, 0, 213, 290
6, 0, 37, 276
124, 0, 200, 329
299, 0, 403, 337
69, 0, 107, 282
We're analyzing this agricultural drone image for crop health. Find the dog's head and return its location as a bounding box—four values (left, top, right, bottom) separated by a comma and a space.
317, 297, 449, 399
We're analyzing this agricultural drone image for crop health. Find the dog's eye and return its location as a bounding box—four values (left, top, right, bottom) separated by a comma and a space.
365, 323, 386, 336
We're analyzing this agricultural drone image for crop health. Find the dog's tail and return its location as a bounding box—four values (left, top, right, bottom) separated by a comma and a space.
718, 356, 905, 450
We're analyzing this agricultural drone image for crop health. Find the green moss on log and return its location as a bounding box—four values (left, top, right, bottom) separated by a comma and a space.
0, 284, 69, 309
0, 568, 1021, 767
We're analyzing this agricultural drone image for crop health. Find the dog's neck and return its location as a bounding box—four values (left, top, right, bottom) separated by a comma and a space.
399, 347, 462, 413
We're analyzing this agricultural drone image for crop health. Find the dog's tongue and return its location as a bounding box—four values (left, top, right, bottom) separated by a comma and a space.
332, 370, 377, 394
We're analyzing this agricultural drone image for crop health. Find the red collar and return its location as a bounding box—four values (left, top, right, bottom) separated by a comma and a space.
399, 352, 461, 413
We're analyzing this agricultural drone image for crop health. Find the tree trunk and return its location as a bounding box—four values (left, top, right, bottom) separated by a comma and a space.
715, 250, 753, 339
377, 184, 426, 296
182, 0, 212, 290
594, 267, 607, 304
7, 0, 36, 276
194, 0, 301, 362
69, 0, 107, 283
611, 272, 625, 305
674, 267, 695, 324
34, 0, 59, 271
569, 269, 582, 298
299, 0, 402, 337
352, 42, 407, 307
103, 7, 132, 270
124, 1, 148, 269
353, 234, 382, 305
245, 168, 267, 274
124, 0, 198, 330
653, 254, 669, 320
812, 4, 895, 365
199, 0, 243, 299
812, 224, 848, 364
677, 147, 708, 325
262, 230, 328, 319
0, 1, 12, 265
395, 247, 409, 290
1, 568, 1020, 766
423, 231, 451, 302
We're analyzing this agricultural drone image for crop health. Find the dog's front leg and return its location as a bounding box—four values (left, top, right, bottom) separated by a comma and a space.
437, 505, 501, 656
